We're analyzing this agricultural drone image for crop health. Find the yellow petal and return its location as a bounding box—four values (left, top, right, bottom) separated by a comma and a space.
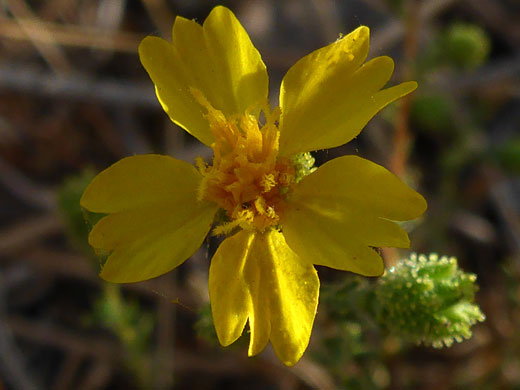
80, 154, 201, 213
200, 7, 268, 115
81, 154, 218, 282
283, 155, 426, 276
279, 26, 417, 156
139, 6, 268, 145
258, 231, 319, 366
209, 230, 253, 347
290, 155, 427, 220
139, 37, 212, 145
91, 200, 217, 283
282, 206, 390, 276
209, 230, 319, 366
243, 233, 272, 356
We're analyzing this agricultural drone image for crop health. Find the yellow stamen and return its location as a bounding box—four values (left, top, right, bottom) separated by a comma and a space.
192, 88, 294, 233
260, 173, 277, 193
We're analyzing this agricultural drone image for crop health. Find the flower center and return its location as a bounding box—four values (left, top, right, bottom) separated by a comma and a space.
191, 89, 294, 234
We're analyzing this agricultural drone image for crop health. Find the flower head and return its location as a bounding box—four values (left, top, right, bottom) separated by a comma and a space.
377, 253, 485, 347
81, 6, 426, 366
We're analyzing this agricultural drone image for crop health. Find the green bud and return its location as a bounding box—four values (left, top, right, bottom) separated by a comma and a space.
443, 23, 490, 70
376, 253, 485, 347
292, 152, 317, 183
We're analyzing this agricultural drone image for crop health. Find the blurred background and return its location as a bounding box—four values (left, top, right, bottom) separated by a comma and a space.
0, 0, 519, 389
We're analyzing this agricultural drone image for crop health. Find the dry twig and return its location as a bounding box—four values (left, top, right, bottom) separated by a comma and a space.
4, 0, 73, 73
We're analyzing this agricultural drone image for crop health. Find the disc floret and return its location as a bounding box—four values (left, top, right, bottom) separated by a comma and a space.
192, 89, 294, 234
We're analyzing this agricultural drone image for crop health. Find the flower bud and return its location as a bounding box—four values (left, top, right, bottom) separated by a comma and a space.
377, 253, 485, 347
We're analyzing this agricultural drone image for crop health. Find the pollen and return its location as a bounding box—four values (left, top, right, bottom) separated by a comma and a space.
191, 88, 294, 233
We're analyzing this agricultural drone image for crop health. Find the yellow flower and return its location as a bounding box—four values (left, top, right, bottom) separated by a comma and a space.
80, 6, 426, 366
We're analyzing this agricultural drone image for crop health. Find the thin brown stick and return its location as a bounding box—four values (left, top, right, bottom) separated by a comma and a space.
389, 0, 421, 178
384, 0, 421, 265
53, 352, 83, 390
0, 156, 56, 211
0, 273, 39, 390
0, 18, 141, 53
6, 315, 120, 358
4, 0, 73, 74
8, 247, 195, 306
371, 0, 459, 53
0, 215, 62, 256
0, 65, 157, 107
154, 275, 175, 388
77, 360, 112, 390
